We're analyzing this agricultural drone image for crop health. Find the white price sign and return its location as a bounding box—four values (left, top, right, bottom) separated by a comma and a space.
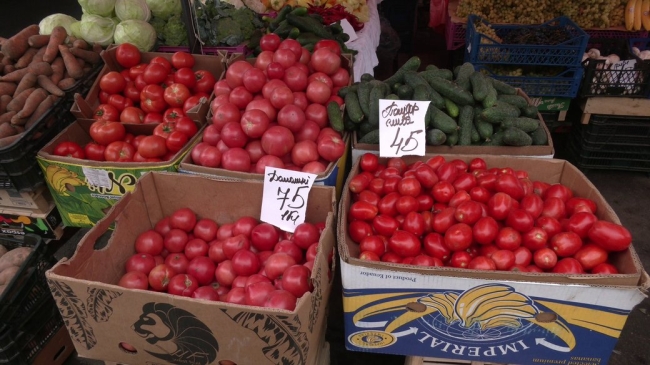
260, 167, 317, 233
379, 99, 429, 157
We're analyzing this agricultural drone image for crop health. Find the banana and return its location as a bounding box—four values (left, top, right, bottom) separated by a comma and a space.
635, 0, 644, 30
45, 165, 84, 195
642, 0, 650, 30
466, 303, 538, 327
481, 317, 523, 330
454, 285, 514, 321
466, 297, 537, 324
419, 293, 459, 324
627, 0, 637, 30
385, 308, 437, 333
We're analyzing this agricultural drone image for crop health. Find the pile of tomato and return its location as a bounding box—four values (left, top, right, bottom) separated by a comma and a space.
346, 154, 633, 274
190, 35, 347, 174
118, 208, 327, 311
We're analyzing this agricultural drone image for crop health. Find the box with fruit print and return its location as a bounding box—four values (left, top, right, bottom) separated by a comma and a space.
46, 171, 336, 365
36, 120, 202, 228
338, 154, 649, 364
0, 203, 61, 239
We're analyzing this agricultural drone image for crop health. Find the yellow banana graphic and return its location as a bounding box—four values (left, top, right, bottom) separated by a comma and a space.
635, 0, 644, 30
45, 165, 84, 195
536, 300, 626, 338
466, 306, 539, 328
454, 284, 518, 321
352, 297, 423, 324
627, 0, 637, 30
466, 295, 537, 320
642, 0, 650, 30
525, 317, 577, 350
385, 307, 437, 333
481, 317, 523, 330
419, 293, 459, 324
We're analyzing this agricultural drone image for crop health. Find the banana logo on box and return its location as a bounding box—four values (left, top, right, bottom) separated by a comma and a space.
346, 283, 627, 354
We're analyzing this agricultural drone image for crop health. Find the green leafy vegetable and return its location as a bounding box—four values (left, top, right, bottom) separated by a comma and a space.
114, 19, 157, 51
39, 14, 78, 35
194, 0, 265, 47
145, 0, 182, 20
162, 14, 188, 46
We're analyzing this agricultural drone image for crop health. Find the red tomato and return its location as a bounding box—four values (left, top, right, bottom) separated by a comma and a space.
229, 86, 253, 110
331, 67, 350, 87
184, 94, 208, 114
494, 174, 525, 201
265, 290, 297, 310
432, 207, 457, 234
468, 256, 497, 270
266, 62, 285, 80
454, 201, 482, 225
283, 66, 308, 92
423, 233, 451, 261
388, 230, 421, 257
100, 71, 126, 94
148, 264, 176, 291
125, 253, 157, 275
550, 231, 583, 257
565, 212, 598, 238
402, 212, 426, 237
222, 148, 252, 172
536, 216, 563, 238
541, 197, 566, 220
171, 51, 194, 69
221, 122, 249, 148
473, 216, 499, 245
359, 236, 386, 257
552, 258, 585, 274
487, 192, 513, 221
513, 246, 532, 266
444, 223, 473, 251
118, 106, 144, 124
450, 251, 471, 268
89, 120, 126, 146
165, 131, 189, 153
281, 265, 312, 298
304, 104, 328, 128
184, 239, 208, 261
187, 256, 216, 286
115, 43, 141, 68
543, 184, 574, 203
587, 221, 632, 252
488, 250, 514, 270
264, 253, 297, 280
226, 61, 254, 88
522, 227, 548, 251
314, 39, 341, 56
317, 133, 345, 162
141, 84, 167, 113
167, 274, 199, 297
165, 252, 190, 274
431, 181, 455, 203
53, 141, 85, 159
243, 67, 266, 94
93, 104, 120, 121
138, 135, 168, 158
506, 209, 534, 233
163, 83, 191, 107
231, 249, 261, 277
260, 34, 282, 51
118, 271, 148, 290
495, 227, 521, 250
273, 49, 297, 69
104, 141, 135, 162
213, 103, 241, 131
591, 263, 619, 274
194, 70, 216, 94
250, 223, 280, 251
350, 201, 379, 221
573, 244, 608, 270
348, 220, 373, 243
566, 198, 597, 216
520, 194, 544, 219
533, 248, 557, 270
310, 48, 341, 75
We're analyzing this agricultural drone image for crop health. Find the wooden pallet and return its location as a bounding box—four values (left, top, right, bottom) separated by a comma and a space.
580, 97, 650, 124
32, 326, 76, 365
405, 356, 509, 365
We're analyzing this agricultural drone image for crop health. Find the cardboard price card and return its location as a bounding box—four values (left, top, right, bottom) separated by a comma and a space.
379, 99, 429, 157
261, 167, 317, 233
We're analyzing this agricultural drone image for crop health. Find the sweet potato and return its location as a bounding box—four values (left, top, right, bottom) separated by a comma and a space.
0, 111, 17, 125
6, 87, 34, 111
1, 56, 12, 66
0, 67, 27, 82
50, 57, 64, 85
0, 133, 22, 147
70, 47, 100, 64
0, 82, 17, 96
1, 25, 39, 60
0, 244, 7, 258
15, 47, 38, 69
58, 45, 83, 79
13, 73, 36, 96
0, 266, 19, 285
28, 34, 50, 48
37, 75, 63, 96
44, 26, 67, 63
57, 77, 75, 90
31, 46, 46, 64
0, 95, 11, 113
0, 247, 31, 272
13, 88, 48, 123
72, 39, 89, 50
24, 94, 55, 129
27, 61, 53, 76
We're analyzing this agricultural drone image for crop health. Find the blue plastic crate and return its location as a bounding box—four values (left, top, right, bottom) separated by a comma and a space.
476, 65, 583, 97
465, 15, 589, 67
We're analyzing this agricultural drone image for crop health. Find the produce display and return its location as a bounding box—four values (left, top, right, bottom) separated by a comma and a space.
188, 36, 348, 174
582, 45, 650, 96
0, 25, 101, 144
118, 207, 327, 310
194, 0, 266, 47
346, 154, 632, 274
456, 0, 627, 29
88, 45, 216, 125
343, 57, 547, 147
147, 0, 188, 47
0, 245, 32, 296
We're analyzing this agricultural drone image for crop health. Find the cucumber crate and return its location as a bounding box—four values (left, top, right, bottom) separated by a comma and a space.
475, 65, 583, 98
465, 15, 589, 67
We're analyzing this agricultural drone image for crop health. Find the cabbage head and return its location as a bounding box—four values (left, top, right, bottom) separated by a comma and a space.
78, 14, 116, 46
39, 14, 78, 35
78, 0, 116, 17
145, 0, 182, 20
115, 0, 151, 22
114, 20, 157, 52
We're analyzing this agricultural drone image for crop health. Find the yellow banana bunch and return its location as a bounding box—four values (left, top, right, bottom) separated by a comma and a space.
453, 284, 538, 329
626, 0, 650, 29
46, 164, 85, 195
643, 0, 650, 30
481, 317, 523, 330
419, 293, 459, 324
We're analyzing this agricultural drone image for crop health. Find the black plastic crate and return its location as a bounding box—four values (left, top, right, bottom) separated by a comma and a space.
569, 133, 650, 172
581, 115, 650, 147
0, 235, 57, 327
0, 64, 102, 192
0, 304, 63, 365
580, 39, 650, 97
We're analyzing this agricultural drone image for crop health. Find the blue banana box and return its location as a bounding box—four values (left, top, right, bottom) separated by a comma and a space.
338, 154, 648, 364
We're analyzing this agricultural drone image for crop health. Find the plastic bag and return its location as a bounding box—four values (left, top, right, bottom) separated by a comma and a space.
429, 0, 449, 28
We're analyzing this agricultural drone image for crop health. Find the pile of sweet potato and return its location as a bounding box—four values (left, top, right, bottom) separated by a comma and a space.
0, 244, 32, 296
0, 25, 103, 146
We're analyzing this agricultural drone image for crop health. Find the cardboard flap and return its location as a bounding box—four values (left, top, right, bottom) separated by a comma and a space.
640, 270, 650, 293
74, 93, 94, 117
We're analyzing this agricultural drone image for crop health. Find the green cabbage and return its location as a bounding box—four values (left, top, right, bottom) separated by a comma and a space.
114, 20, 157, 52
78, 14, 116, 46
39, 14, 78, 35
145, 0, 182, 20
115, 0, 151, 22
78, 0, 116, 17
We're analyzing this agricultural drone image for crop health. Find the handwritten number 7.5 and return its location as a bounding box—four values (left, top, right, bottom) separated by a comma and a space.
391, 127, 423, 154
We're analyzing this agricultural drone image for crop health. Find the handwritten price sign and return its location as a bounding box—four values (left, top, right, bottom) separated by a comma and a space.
261, 167, 317, 232
379, 99, 429, 157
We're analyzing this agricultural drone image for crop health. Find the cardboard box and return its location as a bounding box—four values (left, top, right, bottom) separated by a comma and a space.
179, 133, 350, 199
338, 155, 648, 364
70, 48, 226, 123
0, 185, 52, 211
0, 202, 61, 239
36, 120, 201, 228
46, 172, 336, 365
351, 90, 555, 162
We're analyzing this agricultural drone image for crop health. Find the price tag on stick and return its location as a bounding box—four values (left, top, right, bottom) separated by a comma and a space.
379, 99, 429, 157
261, 167, 317, 233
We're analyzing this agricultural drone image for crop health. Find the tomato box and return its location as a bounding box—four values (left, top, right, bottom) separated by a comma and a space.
46, 171, 336, 365
338, 155, 648, 364
0, 202, 61, 239
178, 132, 350, 199
70, 47, 226, 123
36, 120, 201, 228
351, 90, 555, 162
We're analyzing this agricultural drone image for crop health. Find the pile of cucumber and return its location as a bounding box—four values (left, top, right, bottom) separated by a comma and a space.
332, 57, 548, 147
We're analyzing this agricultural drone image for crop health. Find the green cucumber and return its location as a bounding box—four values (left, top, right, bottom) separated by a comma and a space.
455, 62, 475, 91
426, 129, 447, 146
383, 56, 421, 86
430, 107, 459, 134
412, 84, 431, 101
530, 125, 549, 145
397, 84, 414, 99
498, 94, 528, 109
290, 7, 308, 16
446, 130, 459, 146
345, 91, 364, 123
500, 117, 539, 133
470, 71, 489, 102
426, 64, 439, 71
368, 86, 385, 127
386, 94, 400, 100
475, 119, 494, 140
489, 77, 518, 95
270, 5, 292, 28
286, 14, 333, 39
471, 125, 480, 143
482, 84, 498, 108
338, 86, 350, 98
327, 101, 344, 132
483, 131, 505, 146
480, 104, 521, 123
296, 33, 320, 46
273, 20, 293, 37
521, 105, 539, 118
425, 76, 475, 106
343, 113, 357, 131
360, 73, 374, 82
288, 27, 300, 39
359, 121, 376, 136
359, 129, 380, 144
357, 82, 372, 116
503, 127, 533, 146
444, 98, 459, 118
458, 105, 474, 146
420, 69, 453, 81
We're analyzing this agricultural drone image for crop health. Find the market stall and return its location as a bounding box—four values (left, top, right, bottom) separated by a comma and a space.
0, 0, 649, 364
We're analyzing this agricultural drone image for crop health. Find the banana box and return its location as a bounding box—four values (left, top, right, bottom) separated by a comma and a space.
0, 202, 62, 239
36, 120, 202, 228
338, 154, 649, 364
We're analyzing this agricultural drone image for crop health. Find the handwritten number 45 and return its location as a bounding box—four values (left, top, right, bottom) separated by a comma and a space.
391, 127, 423, 154
277, 186, 309, 210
